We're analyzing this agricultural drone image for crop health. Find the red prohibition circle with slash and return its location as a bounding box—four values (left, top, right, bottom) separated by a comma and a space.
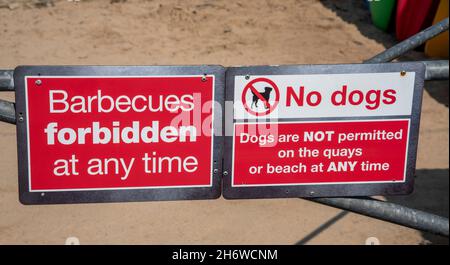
241, 77, 280, 116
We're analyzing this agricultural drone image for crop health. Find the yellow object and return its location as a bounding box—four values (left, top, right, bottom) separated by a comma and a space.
425, 0, 449, 58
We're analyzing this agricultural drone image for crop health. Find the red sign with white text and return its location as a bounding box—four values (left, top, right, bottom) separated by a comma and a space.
232, 120, 409, 186
25, 76, 214, 191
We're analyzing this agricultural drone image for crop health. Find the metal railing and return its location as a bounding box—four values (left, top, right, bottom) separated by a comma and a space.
0, 18, 448, 238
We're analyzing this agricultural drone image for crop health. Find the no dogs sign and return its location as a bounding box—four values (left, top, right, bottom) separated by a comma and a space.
224, 63, 425, 199
14, 66, 225, 204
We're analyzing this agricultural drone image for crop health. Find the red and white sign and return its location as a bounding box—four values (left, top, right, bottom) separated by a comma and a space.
24, 76, 215, 192
234, 72, 415, 119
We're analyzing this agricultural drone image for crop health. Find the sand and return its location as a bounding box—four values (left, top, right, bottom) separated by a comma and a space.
0, 0, 448, 244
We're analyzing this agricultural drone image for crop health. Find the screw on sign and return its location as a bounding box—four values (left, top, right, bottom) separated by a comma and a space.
241, 77, 280, 116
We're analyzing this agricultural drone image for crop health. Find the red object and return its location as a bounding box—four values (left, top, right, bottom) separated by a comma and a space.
396, 0, 437, 40
25, 76, 214, 191
232, 120, 409, 186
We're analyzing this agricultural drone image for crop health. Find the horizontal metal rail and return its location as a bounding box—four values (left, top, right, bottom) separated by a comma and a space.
366, 18, 449, 63
310, 197, 449, 237
0, 19, 448, 237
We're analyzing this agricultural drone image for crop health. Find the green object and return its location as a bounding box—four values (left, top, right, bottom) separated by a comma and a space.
369, 0, 396, 31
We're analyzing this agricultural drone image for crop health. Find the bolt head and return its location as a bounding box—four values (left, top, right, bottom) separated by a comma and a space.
35, 80, 42, 85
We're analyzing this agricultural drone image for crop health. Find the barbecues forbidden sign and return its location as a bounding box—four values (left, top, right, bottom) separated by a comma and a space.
14, 66, 225, 204
223, 63, 425, 199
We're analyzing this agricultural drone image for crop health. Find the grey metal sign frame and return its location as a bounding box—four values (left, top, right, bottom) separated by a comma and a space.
223, 62, 425, 199
14, 65, 225, 204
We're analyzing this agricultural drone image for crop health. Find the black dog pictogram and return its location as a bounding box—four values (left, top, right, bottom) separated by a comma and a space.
251, 87, 273, 109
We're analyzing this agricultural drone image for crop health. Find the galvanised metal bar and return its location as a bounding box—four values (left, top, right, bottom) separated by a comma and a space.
0, 70, 14, 92
0, 99, 15, 124
423, 60, 449, 80
310, 197, 449, 237
366, 18, 449, 63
